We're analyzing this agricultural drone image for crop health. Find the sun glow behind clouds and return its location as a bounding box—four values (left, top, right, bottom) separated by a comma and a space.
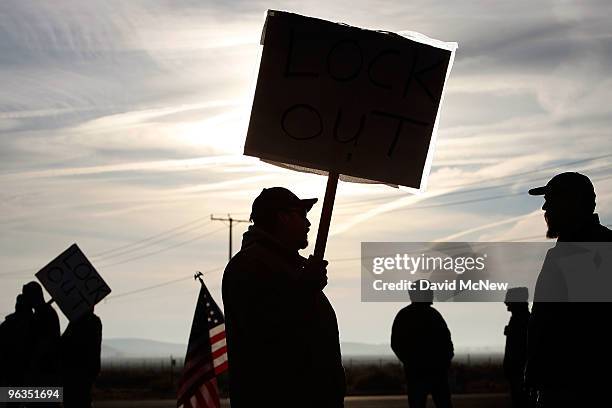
177, 108, 249, 154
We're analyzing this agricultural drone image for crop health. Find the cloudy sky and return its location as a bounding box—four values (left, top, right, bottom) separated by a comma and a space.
1, 0, 611, 352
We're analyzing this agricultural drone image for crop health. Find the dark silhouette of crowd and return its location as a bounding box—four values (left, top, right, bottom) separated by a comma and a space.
220, 173, 610, 408
389, 172, 609, 408
2, 172, 608, 408
0, 281, 102, 408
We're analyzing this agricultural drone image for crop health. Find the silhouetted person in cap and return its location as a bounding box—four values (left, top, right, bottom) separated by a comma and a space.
0, 294, 33, 389
503, 287, 529, 408
526, 172, 612, 407
222, 187, 345, 408
60, 307, 102, 408
391, 280, 454, 408
21, 282, 61, 391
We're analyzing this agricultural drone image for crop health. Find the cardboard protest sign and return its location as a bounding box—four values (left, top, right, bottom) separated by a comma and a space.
36, 243, 111, 321
245, 10, 456, 189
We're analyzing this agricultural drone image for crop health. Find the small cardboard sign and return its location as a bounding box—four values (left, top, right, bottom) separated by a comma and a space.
36, 243, 111, 321
245, 10, 456, 188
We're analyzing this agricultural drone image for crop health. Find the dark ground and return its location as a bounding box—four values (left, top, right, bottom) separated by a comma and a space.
97, 394, 511, 408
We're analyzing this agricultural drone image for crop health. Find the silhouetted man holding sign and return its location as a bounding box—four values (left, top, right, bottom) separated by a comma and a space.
222, 187, 345, 408
391, 281, 454, 408
526, 172, 612, 407
29, 243, 109, 407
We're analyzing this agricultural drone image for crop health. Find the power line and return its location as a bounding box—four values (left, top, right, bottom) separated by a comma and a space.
325, 223, 612, 264
105, 276, 192, 301
79, 221, 612, 304
2, 171, 609, 278
508, 226, 612, 241
337, 191, 523, 217
444, 153, 612, 188
335, 160, 612, 210
210, 214, 250, 262
92, 221, 215, 262
103, 267, 223, 302
98, 226, 226, 269
88, 166, 612, 265
336, 173, 612, 217
92, 220, 215, 262
3, 158, 610, 278
91, 216, 212, 258
0, 225, 226, 278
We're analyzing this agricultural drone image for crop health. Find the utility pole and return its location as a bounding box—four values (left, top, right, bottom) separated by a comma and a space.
211, 214, 250, 261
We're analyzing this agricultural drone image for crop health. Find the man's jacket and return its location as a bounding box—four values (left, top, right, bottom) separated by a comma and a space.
503, 308, 529, 379
60, 311, 102, 404
527, 214, 612, 390
222, 226, 345, 408
391, 304, 454, 379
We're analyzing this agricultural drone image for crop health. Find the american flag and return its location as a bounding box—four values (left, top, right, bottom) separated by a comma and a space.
177, 274, 228, 408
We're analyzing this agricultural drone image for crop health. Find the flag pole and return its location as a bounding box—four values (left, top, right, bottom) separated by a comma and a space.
314, 171, 339, 260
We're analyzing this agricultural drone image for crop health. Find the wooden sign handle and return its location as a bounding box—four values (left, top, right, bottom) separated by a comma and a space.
314, 171, 339, 260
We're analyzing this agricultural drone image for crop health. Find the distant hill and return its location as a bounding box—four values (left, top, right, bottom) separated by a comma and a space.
341, 342, 394, 356
100, 344, 124, 359
102, 338, 394, 359
102, 338, 502, 363
102, 338, 187, 359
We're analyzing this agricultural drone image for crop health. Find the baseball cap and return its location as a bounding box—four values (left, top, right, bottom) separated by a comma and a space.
528, 172, 595, 199
250, 187, 318, 220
